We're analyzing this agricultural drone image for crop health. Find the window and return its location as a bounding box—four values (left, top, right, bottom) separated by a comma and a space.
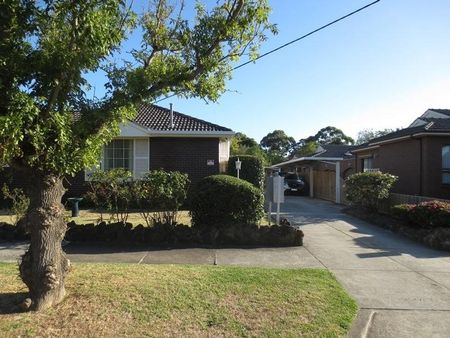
362, 157, 373, 172
103, 139, 133, 171
443, 145, 450, 184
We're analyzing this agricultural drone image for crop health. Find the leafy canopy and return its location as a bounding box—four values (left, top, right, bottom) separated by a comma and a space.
0, 0, 275, 176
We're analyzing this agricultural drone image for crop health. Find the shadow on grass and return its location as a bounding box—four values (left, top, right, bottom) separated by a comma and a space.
0, 292, 28, 314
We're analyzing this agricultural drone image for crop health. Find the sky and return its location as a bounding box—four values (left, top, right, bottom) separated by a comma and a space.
89, 0, 450, 143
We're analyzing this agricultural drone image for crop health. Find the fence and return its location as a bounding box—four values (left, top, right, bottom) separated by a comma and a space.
313, 170, 335, 202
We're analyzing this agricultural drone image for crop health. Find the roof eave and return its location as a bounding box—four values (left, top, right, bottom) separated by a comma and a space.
147, 130, 235, 138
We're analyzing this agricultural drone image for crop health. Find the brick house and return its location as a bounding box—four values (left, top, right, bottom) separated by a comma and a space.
352, 109, 450, 199
0, 104, 234, 200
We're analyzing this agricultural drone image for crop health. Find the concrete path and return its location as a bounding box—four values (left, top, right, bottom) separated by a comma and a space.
1, 196, 450, 337
280, 196, 450, 338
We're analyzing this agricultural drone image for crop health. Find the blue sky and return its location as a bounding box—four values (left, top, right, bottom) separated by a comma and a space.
90, 0, 450, 143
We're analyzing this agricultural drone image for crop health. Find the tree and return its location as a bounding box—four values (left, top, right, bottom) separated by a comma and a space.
230, 132, 268, 164
312, 126, 354, 145
0, 0, 275, 311
293, 140, 319, 157
356, 128, 395, 145
260, 129, 295, 164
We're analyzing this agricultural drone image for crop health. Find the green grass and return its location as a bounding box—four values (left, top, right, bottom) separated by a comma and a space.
0, 210, 271, 227
0, 263, 357, 337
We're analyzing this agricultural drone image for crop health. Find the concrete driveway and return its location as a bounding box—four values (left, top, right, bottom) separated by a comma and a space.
280, 196, 450, 338
1, 196, 450, 337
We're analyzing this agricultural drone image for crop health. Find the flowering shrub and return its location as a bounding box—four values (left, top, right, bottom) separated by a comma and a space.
345, 172, 397, 211
393, 201, 450, 228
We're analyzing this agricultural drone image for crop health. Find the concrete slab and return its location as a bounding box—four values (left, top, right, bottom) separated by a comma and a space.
305, 245, 410, 271
389, 253, 450, 272
215, 247, 323, 268
360, 310, 450, 338
142, 248, 214, 265
332, 269, 450, 310
421, 272, 450, 290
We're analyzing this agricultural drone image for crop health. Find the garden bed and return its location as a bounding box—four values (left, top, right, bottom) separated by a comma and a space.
0, 220, 303, 247
343, 207, 450, 251
0, 263, 357, 337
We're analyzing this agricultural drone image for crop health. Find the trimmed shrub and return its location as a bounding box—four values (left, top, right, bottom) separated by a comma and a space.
391, 204, 414, 222
135, 170, 190, 226
227, 155, 265, 189
345, 172, 397, 211
393, 201, 450, 228
189, 175, 264, 228
85, 169, 133, 223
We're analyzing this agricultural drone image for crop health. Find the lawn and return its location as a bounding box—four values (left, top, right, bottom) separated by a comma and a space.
0, 263, 357, 337
0, 210, 271, 227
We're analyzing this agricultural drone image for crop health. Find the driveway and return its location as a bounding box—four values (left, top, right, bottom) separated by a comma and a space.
1, 196, 450, 337
280, 196, 450, 338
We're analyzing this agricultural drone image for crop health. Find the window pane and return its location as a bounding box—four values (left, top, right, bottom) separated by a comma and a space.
443, 172, 450, 184
115, 159, 124, 168
114, 147, 123, 159
443, 146, 450, 169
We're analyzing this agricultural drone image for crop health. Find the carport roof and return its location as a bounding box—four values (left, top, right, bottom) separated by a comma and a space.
269, 156, 343, 169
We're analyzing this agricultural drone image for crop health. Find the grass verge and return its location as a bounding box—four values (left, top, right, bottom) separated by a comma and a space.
0, 263, 356, 337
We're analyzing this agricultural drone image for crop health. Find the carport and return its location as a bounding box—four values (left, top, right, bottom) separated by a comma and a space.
269, 156, 344, 203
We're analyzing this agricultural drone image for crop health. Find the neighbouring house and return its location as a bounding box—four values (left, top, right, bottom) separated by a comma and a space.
269, 144, 356, 203
352, 108, 450, 200
1, 104, 234, 200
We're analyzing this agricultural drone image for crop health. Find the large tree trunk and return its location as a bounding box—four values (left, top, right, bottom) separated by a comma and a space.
19, 172, 71, 311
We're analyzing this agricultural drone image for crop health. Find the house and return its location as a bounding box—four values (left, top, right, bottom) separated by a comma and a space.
1, 104, 234, 200
352, 109, 450, 199
269, 144, 356, 203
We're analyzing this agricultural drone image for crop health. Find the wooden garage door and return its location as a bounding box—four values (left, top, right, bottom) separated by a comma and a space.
313, 170, 336, 202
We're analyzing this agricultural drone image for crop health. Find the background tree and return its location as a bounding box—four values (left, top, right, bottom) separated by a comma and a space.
356, 128, 395, 145
0, 0, 275, 311
260, 129, 296, 164
312, 126, 354, 145
230, 132, 268, 164
292, 126, 353, 157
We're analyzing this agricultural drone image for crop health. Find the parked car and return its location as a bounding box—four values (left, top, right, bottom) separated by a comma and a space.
280, 172, 306, 195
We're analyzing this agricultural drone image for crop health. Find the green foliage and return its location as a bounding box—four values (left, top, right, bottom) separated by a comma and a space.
260, 129, 296, 164
356, 128, 396, 145
230, 132, 268, 164
189, 175, 264, 228
1, 184, 30, 226
226, 155, 265, 189
294, 141, 319, 157
135, 170, 190, 226
0, 0, 275, 176
345, 172, 397, 211
85, 169, 133, 223
393, 201, 450, 228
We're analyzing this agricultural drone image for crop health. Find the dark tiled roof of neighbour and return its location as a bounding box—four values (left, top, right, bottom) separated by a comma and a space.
312, 144, 355, 158
134, 104, 232, 132
353, 119, 450, 151
429, 108, 450, 117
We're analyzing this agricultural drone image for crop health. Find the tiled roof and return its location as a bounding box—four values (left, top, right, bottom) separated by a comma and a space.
429, 109, 450, 117
353, 119, 450, 151
134, 104, 232, 132
312, 144, 355, 158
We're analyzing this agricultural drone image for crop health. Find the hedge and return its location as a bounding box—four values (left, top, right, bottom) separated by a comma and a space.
392, 201, 450, 228
227, 155, 265, 188
189, 174, 264, 228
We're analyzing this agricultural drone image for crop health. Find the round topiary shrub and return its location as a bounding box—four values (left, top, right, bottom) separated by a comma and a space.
189, 175, 264, 228
226, 155, 265, 189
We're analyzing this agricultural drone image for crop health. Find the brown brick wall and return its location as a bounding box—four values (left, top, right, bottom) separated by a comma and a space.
149, 137, 220, 186
355, 136, 450, 199
422, 136, 450, 199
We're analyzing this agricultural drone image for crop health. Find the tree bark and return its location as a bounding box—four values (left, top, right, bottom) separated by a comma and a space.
19, 171, 70, 311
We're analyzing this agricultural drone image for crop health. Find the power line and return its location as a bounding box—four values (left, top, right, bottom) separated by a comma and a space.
155, 0, 381, 104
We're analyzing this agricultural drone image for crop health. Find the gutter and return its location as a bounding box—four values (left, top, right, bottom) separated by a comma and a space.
147, 130, 235, 138
269, 156, 344, 169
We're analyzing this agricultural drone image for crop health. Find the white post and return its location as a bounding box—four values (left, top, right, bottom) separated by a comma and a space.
235, 157, 241, 179
335, 161, 341, 204
268, 201, 272, 226
309, 166, 314, 198
276, 200, 280, 225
